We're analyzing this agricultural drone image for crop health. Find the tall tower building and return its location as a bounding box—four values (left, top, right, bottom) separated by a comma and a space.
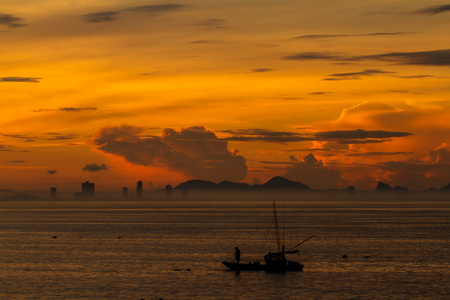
50, 187, 57, 198
136, 180, 143, 199
82, 181, 95, 197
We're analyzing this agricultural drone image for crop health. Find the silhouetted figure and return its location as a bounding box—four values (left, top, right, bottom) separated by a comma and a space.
136, 180, 143, 199
122, 187, 128, 199
234, 247, 240, 264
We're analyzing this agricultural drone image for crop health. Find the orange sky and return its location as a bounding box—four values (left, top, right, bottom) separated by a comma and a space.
1, 1, 449, 192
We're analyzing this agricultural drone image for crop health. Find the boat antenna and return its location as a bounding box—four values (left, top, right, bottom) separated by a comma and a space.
273, 201, 282, 253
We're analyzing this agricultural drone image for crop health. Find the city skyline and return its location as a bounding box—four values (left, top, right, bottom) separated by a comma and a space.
1, 1, 449, 192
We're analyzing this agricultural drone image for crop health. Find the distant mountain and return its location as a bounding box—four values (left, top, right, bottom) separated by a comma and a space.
175, 179, 217, 190
375, 181, 393, 191
217, 181, 251, 190
8, 194, 41, 200
441, 183, 450, 191
174, 176, 311, 191
262, 176, 311, 190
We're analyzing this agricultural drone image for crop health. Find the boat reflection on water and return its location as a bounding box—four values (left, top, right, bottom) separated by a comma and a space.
222, 201, 314, 272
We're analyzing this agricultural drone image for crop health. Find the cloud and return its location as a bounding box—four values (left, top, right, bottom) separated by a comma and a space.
360, 49, 450, 66
125, 4, 186, 14
3, 134, 35, 142
0, 77, 41, 83
188, 40, 223, 44
346, 152, 414, 157
219, 128, 412, 144
315, 129, 413, 140
82, 163, 109, 172
0, 14, 26, 28
8, 160, 25, 163
415, 5, 450, 15
283, 52, 344, 61
192, 19, 230, 29
32, 107, 97, 112
219, 129, 309, 143
46, 133, 79, 140
89, 125, 247, 182
251, 68, 273, 73
283, 49, 450, 66
283, 153, 341, 189
339, 102, 395, 119
83, 11, 120, 23
424, 143, 450, 164
47, 169, 57, 175
83, 4, 186, 23
309, 92, 330, 95
293, 32, 409, 39
324, 69, 397, 80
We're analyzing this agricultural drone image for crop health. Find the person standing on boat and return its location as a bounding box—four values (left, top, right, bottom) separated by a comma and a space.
234, 247, 240, 264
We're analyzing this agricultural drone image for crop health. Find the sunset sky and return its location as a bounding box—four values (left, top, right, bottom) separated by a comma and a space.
1, 0, 449, 192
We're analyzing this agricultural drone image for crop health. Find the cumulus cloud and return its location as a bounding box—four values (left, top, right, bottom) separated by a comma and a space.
82, 163, 109, 172
0, 77, 41, 83
283, 49, 450, 66
424, 143, 450, 164
283, 153, 341, 189
0, 14, 26, 28
89, 125, 247, 182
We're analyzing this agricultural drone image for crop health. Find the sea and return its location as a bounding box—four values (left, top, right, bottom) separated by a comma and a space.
0, 191, 449, 299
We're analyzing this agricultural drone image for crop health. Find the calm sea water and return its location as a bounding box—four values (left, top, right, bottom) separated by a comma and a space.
1, 192, 449, 299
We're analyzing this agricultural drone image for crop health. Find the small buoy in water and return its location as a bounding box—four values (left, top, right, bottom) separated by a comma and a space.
363, 256, 371, 259
342, 255, 347, 259
186, 268, 190, 271
118, 236, 121, 239
174, 269, 181, 271
53, 236, 57, 239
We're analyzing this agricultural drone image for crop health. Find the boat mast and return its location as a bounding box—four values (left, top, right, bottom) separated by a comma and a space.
273, 201, 282, 253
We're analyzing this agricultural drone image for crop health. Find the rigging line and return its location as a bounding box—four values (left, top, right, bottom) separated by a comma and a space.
260, 218, 274, 257
282, 202, 286, 250
273, 200, 281, 253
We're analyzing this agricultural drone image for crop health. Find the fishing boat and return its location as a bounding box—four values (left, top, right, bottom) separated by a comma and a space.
222, 201, 313, 272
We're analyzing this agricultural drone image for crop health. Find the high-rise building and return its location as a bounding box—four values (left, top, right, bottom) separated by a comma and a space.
50, 187, 57, 198
81, 181, 95, 197
136, 180, 142, 199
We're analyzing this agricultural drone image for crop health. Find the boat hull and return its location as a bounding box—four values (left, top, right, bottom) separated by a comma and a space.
222, 261, 303, 272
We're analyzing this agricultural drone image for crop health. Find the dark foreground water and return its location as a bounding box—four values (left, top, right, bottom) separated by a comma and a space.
1, 193, 449, 299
